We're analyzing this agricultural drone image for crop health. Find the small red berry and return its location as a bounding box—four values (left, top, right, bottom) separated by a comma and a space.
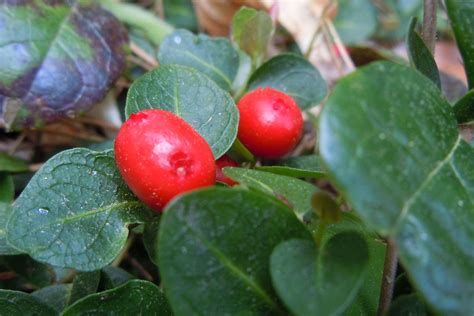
237, 87, 303, 159
216, 155, 239, 186
114, 109, 216, 211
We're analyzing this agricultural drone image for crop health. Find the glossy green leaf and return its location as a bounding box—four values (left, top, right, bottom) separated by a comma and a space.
387, 294, 427, 316
67, 271, 100, 306
0, 203, 21, 255
62, 280, 171, 315
270, 232, 369, 316
125, 65, 239, 159
158, 29, 239, 91
0, 0, 128, 129
32, 284, 72, 313
407, 17, 441, 88
6, 148, 153, 271
0, 173, 14, 203
257, 155, 324, 178
232, 7, 273, 63
319, 61, 474, 315
158, 187, 311, 316
247, 53, 327, 110
453, 89, 474, 124
223, 167, 318, 219
0, 290, 57, 316
334, 0, 377, 44
101, 266, 135, 289
0, 152, 28, 173
1, 255, 53, 288
447, 0, 474, 88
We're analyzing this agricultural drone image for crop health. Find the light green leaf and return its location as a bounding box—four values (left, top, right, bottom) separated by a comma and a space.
247, 53, 327, 110
223, 167, 318, 219
6, 148, 153, 271
0, 152, 28, 173
158, 29, 239, 91
158, 187, 311, 316
125, 65, 239, 159
319, 61, 474, 315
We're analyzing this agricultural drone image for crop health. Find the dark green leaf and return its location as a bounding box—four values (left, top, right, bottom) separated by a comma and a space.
0, 173, 14, 203
0, 290, 57, 316
247, 53, 327, 110
387, 294, 427, 316
223, 167, 318, 219
125, 65, 239, 159
334, 0, 377, 44
0, 0, 128, 129
319, 61, 474, 315
407, 17, 441, 88
163, 0, 198, 32
158, 29, 239, 91
0, 152, 28, 173
270, 232, 369, 316
6, 148, 153, 271
143, 218, 161, 266
0, 203, 21, 255
62, 280, 171, 315
256, 165, 324, 178
453, 89, 474, 124
67, 271, 101, 306
32, 284, 72, 313
447, 0, 474, 89
101, 266, 135, 289
158, 187, 311, 315
232, 7, 273, 62
1, 255, 53, 288
257, 155, 324, 178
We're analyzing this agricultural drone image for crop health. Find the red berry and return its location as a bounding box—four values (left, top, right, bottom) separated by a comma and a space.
216, 155, 239, 186
114, 109, 216, 211
237, 87, 303, 159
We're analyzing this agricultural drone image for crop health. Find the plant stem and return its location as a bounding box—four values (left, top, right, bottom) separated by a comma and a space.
377, 238, 398, 316
100, 0, 173, 46
422, 0, 437, 54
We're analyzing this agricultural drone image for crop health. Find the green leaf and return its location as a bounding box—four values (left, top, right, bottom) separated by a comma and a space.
0, 290, 57, 316
232, 7, 273, 63
446, 0, 474, 89
453, 89, 474, 124
63, 280, 171, 315
0, 152, 28, 173
256, 165, 325, 178
158, 187, 311, 315
270, 232, 369, 316
247, 53, 327, 110
101, 266, 135, 289
319, 61, 474, 315
6, 148, 153, 271
407, 17, 441, 88
334, 0, 377, 44
387, 294, 427, 316
1, 255, 53, 288
143, 218, 161, 266
158, 29, 239, 91
163, 0, 198, 32
223, 167, 318, 219
0, 202, 21, 255
32, 284, 72, 313
0, 173, 14, 203
0, 0, 128, 129
67, 271, 100, 306
125, 65, 239, 159
256, 156, 324, 178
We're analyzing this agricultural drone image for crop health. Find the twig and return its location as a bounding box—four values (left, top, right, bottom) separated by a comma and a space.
128, 257, 154, 281
377, 238, 398, 316
7, 132, 26, 155
304, 2, 336, 58
325, 19, 356, 72
128, 55, 155, 71
130, 42, 159, 68
422, 0, 437, 54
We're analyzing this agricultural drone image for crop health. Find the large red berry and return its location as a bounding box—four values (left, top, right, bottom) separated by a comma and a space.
237, 87, 303, 159
114, 109, 216, 211
216, 155, 239, 186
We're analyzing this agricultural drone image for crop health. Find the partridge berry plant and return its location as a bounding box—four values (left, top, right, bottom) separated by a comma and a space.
0, 1, 473, 316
